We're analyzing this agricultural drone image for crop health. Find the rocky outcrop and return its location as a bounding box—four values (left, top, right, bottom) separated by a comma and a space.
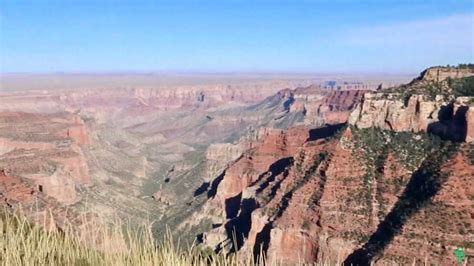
0, 112, 91, 204
290, 87, 366, 126
198, 125, 342, 262
212, 127, 310, 204
198, 69, 474, 263
372, 148, 474, 265
199, 123, 474, 264
421, 66, 474, 82
0, 80, 307, 115
349, 93, 474, 142
464, 101, 474, 142
2, 67, 471, 264
205, 143, 245, 181
63, 115, 91, 145
0, 169, 36, 207
348, 93, 436, 131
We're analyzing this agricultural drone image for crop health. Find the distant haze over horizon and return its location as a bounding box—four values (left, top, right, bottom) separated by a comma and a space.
0, 70, 418, 75
0, 72, 413, 92
0, 1, 472, 73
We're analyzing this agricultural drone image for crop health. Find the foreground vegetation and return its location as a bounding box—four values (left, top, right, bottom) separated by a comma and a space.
1, 210, 337, 265
0, 210, 256, 266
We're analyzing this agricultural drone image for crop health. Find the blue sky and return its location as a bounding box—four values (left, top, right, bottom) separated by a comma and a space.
0, 0, 473, 73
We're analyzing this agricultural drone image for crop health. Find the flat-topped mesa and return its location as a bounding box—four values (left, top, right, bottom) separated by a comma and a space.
348, 92, 440, 131
420, 66, 474, 82
349, 66, 474, 142
131, 84, 283, 109
0, 80, 306, 115
349, 93, 474, 142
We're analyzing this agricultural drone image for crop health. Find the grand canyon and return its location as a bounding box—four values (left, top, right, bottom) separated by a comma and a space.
1, 66, 473, 264
1, 1, 473, 265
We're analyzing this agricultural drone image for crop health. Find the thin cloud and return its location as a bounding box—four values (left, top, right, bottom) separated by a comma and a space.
340, 14, 473, 48
312, 13, 473, 72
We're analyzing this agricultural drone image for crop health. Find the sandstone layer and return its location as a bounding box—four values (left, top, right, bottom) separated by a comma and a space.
197, 67, 474, 264
0, 112, 91, 204
349, 94, 473, 142
421, 66, 474, 82
0, 75, 370, 243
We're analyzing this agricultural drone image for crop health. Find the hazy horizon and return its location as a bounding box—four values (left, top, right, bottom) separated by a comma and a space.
0, 70, 413, 92
0, 69, 419, 75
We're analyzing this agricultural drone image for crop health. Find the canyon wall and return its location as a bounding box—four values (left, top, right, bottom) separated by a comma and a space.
196, 68, 474, 264
2, 68, 471, 264
421, 66, 474, 82
205, 143, 246, 182
199, 124, 473, 265
349, 94, 473, 142
349, 67, 474, 143
0, 81, 304, 115
0, 112, 91, 204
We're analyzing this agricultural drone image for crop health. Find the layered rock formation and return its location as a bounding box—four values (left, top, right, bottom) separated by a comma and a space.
4, 68, 469, 264
0, 80, 306, 115
272, 85, 367, 127
194, 124, 349, 256
421, 66, 474, 82
349, 66, 474, 143
0, 75, 373, 241
196, 67, 474, 265
199, 126, 474, 265
0, 169, 36, 207
467, 106, 474, 142
349, 93, 472, 142
213, 127, 310, 203
205, 143, 246, 182
0, 112, 91, 204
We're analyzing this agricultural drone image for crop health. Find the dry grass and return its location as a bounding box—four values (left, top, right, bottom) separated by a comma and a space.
1, 209, 319, 266
0, 210, 249, 265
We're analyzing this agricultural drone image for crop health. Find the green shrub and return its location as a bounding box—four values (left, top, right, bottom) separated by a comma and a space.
451, 76, 474, 97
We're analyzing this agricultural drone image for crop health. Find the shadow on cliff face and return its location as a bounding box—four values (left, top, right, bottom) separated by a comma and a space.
193, 171, 226, 198
250, 178, 306, 260
344, 143, 459, 266
225, 193, 242, 219
206, 171, 226, 198
427, 103, 468, 142
252, 152, 330, 261
223, 157, 293, 252
224, 197, 258, 252
256, 157, 293, 193
282, 93, 295, 112
193, 181, 209, 197
308, 123, 346, 141
253, 222, 273, 261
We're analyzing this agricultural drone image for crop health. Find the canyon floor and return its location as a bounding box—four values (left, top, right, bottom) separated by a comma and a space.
1, 68, 472, 265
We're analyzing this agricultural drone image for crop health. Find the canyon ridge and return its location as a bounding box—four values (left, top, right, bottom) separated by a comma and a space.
0, 66, 472, 264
